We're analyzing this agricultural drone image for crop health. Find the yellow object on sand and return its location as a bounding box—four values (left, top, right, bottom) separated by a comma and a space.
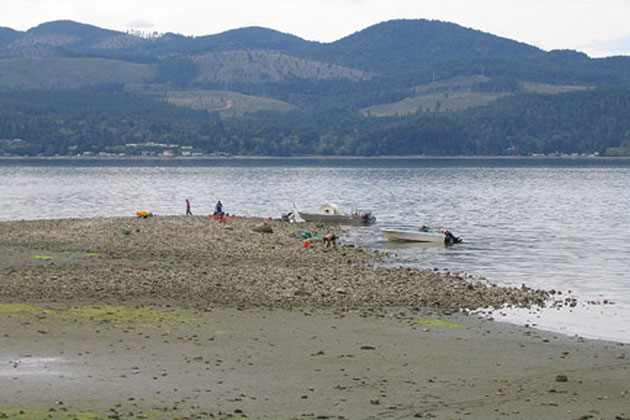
136, 210, 149, 218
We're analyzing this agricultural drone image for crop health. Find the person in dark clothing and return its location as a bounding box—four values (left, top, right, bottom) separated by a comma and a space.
213, 200, 223, 217
186, 199, 193, 216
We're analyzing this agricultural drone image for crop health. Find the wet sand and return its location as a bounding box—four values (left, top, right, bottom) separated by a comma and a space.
0, 216, 628, 419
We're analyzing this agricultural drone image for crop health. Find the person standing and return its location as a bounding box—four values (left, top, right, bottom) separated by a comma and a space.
186, 199, 193, 216
214, 200, 223, 216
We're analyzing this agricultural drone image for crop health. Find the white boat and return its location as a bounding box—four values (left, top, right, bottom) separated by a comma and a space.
297, 203, 376, 226
381, 227, 462, 244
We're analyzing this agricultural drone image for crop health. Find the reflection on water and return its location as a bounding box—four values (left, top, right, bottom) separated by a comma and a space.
1, 157, 630, 342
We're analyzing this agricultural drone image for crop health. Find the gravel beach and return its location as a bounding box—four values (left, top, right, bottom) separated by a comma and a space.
0, 216, 548, 311
1, 216, 628, 419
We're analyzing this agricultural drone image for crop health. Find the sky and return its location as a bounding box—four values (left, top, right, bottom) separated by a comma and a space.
1, 0, 630, 57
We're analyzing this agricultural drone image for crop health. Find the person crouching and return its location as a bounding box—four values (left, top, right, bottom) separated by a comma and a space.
323, 233, 337, 247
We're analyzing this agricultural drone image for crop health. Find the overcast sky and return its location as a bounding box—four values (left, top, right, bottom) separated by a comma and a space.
1, 0, 629, 57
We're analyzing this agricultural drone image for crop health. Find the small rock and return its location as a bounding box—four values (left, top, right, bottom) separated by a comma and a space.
252, 223, 273, 233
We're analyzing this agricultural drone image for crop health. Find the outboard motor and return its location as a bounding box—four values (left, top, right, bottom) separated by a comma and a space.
443, 230, 462, 246
362, 212, 376, 226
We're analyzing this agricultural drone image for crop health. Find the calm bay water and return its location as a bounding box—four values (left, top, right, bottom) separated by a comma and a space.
1, 157, 630, 342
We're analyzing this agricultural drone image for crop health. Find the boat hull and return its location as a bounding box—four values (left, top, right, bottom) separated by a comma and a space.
380, 227, 446, 243
298, 211, 375, 226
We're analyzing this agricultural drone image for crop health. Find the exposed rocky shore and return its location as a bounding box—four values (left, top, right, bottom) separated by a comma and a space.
0, 216, 548, 313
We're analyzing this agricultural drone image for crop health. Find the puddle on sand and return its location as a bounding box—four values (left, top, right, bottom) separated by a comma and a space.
0, 357, 70, 377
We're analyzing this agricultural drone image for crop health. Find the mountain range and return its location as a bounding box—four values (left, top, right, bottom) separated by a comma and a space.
2, 19, 630, 157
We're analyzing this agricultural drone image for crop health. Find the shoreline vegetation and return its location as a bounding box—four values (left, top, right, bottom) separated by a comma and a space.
1, 216, 629, 419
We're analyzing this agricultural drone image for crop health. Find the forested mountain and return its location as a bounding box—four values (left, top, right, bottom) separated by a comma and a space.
321, 20, 542, 73
0, 27, 21, 48
1, 19, 630, 156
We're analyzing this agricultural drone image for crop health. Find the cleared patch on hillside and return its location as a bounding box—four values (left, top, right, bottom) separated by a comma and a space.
521, 82, 591, 94
360, 76, 501, 116
165, 89, 295, 117
413, 75, 490, 95
360, 76, 591, 117
194, 50, 371, 84
0, 57, 154, 90
361, 91, 509, 117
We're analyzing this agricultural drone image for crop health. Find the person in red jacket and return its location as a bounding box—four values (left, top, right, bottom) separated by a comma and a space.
186, 199, 192, 216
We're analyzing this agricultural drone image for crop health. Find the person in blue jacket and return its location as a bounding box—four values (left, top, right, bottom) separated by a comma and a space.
213, 200, 223, 217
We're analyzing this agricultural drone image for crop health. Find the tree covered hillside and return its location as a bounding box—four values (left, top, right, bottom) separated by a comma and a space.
3, 87, 630, 157
2, 19, 630, 156
0, 89, 225, 155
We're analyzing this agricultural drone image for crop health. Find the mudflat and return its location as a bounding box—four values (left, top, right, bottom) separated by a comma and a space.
0, 216, 628, 419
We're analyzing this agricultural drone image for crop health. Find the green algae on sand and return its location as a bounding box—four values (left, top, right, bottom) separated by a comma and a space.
0, 406, 197, 420
0, 303, 194, 328
415, 318, 465, 329
83, 252, 103, 258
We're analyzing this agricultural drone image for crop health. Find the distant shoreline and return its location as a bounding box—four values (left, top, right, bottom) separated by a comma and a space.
0, 154, 622, 160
